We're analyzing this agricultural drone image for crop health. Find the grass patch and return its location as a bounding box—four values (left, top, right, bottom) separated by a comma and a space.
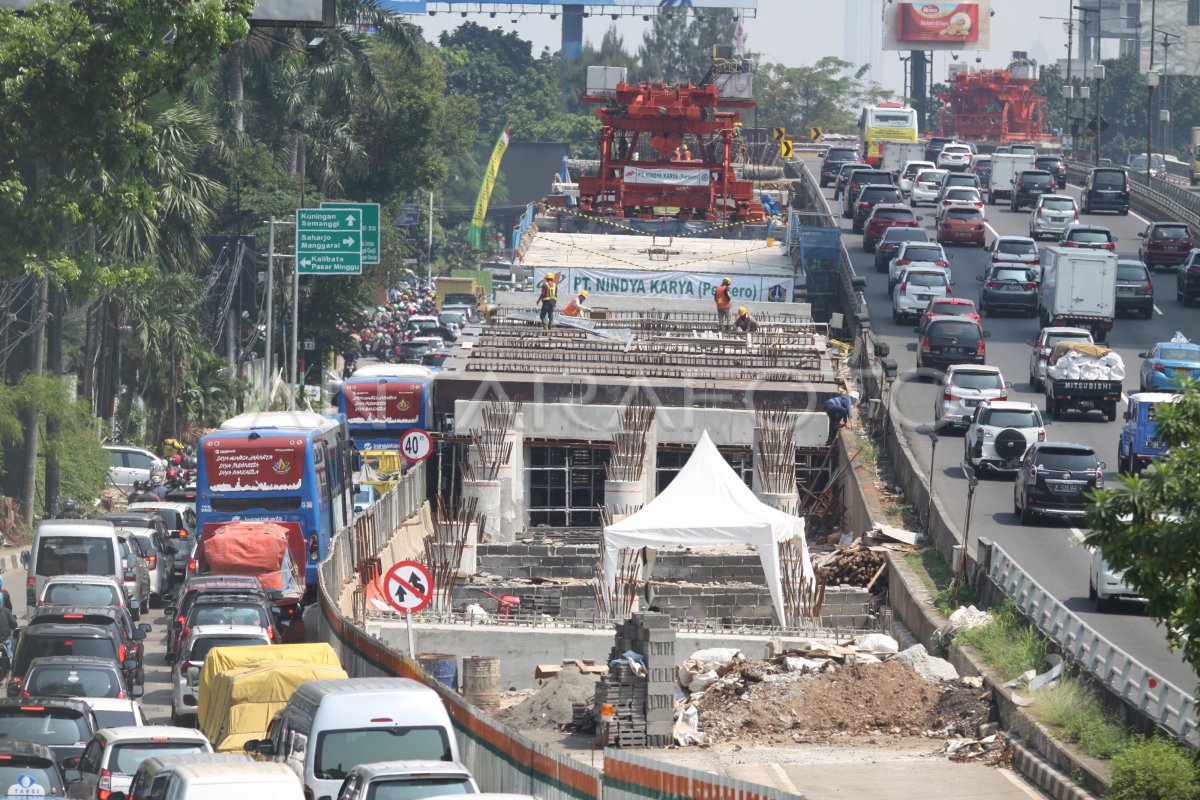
1030, 677, 1130, 759
904, 547, 977, 616
1110, 736, 1200, 800
956, 600, 1048, 682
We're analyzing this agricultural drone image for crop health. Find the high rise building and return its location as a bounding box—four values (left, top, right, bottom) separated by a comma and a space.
843, 0, 885, 86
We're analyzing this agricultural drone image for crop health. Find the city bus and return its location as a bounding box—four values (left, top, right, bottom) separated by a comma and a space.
196, 411, 354, 587
859, 103, 920, 167
335, 364, 435, 451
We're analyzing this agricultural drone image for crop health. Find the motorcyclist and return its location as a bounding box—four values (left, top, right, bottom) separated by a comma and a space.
0, 576, 12, 613
149, 474, 168, 501
133, 481, 158, 503
56, 498, 83, 519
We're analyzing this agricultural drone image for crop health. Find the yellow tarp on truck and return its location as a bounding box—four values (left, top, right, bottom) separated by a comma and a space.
197, 643, 344, 752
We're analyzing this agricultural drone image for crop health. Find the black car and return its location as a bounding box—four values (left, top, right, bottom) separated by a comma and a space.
850, 185, 904, 233
1035, 156, 1068, 189
22, 655, 135, 700
1177, 249, 1200, 305
832, 161, 869, 200
0, 741, 66, 794
978, 265, 1039, 316
1115, 258, 1154, 318
841, 169, 894, 217
0, 698, 97, 767
1014, 442, 1104, 524
23, 607, 148, 689
916, 317, 988, 372
924, 136, 955, 164
1010, 170, 1055, 211
874, 227, 931, 272
1082, 167, 1130, 214
820, 146, 861, 187
9, 623, 138, 699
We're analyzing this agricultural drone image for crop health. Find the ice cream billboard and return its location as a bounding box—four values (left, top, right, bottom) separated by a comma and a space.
884, 0, 990, 51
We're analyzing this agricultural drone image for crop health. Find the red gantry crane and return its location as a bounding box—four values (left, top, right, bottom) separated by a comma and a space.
577, 68, 765, 223
936, 67, 1049, 144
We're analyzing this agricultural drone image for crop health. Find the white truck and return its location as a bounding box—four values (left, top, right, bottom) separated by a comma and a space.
987, 153, 1036, 205
1038, 246, 1118, 342
881, 141, 927, 176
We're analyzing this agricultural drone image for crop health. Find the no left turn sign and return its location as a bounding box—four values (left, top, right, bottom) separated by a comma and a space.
400, 428, 433, 463
384, 560, 433, 614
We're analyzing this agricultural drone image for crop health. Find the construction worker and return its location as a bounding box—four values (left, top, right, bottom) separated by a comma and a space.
562, 289, 589, 318
734, 306, 758, 333
824, 390, 860, 445
713, 277, 733, 329
536, 272, 558, 330
680, 144, 691, 161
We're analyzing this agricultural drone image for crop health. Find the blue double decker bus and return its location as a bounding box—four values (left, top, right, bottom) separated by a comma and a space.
197, 412, 354, 587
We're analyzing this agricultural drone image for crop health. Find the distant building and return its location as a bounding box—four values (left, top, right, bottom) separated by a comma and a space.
843, 0, 884, 86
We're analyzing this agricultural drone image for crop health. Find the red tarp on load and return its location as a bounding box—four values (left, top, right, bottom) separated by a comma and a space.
202, 521, 300, 592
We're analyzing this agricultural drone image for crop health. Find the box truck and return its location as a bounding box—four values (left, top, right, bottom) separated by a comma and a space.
987, 153, 1036, 205
1038, 246, 1118, 341
881, 141, 926, 176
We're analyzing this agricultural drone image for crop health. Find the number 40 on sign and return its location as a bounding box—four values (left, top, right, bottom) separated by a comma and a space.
400, 429, 433, 463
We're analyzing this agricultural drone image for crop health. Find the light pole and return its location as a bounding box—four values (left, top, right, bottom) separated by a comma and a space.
1093, 63, 1105, 166
1146, 70, 1159, 186
955, 462, 979, 605
916, 424, 940, 535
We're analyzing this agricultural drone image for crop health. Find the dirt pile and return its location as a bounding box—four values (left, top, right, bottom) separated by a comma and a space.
498, 665, 600, 730
691, 659, 992, 745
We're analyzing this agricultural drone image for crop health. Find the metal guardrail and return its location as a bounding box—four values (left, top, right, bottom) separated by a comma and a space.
511, 201, 539, 252
989, 544, 1198, 748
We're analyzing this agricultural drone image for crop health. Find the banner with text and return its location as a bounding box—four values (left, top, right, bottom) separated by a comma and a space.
558, 268, 792, 303
621, 166, 712, 186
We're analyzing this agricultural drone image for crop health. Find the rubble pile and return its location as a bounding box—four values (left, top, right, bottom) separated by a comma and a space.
817, 546, 886, 590
498, 665, 600, 730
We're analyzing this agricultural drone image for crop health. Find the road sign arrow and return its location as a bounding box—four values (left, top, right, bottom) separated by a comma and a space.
342, 236, 356, 246
344, 214, 358, 226
301, 258, 312, 267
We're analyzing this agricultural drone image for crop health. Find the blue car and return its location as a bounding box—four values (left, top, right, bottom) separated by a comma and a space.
1139, 336, 1200, 391
1117, 392, 1177, 474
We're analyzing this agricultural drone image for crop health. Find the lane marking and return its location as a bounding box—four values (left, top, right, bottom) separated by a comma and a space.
766, 764, 801, 794
1070, 527, 1087, 545
1155, 304, 1164, 315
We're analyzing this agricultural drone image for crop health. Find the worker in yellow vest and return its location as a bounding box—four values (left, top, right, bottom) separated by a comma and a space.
562, 289, 589, 318
536, 272, 558, 330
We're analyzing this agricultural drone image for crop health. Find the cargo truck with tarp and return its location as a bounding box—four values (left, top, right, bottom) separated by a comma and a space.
198, 520, 306, 630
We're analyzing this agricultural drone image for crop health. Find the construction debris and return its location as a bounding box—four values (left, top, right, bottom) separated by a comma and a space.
892, 644, 960, 683
535, 660, 609, 679
498, 664, 600, 730
817, 542, 887, 593
593, 613, 675, 748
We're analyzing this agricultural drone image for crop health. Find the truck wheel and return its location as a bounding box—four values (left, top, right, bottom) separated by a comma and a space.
1045, 396, 1055, 418
1106, 402, 1117, 422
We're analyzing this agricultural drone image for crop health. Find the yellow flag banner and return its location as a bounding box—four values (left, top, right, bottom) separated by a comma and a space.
467, 126, 510, 246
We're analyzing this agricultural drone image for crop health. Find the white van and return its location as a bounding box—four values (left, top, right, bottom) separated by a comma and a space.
110, 752, 250, 800
134, 761, 301, 800
25, 520, 122, 608
245, 677, 459, 800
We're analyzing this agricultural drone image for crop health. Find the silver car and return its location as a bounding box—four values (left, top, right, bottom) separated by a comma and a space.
129, 530, 174, 607
117, 532, 151, 620
1029, 194, 1079, 240
1028, 326, 1093, 390
1090, 548, 1146, 612
934, 365, 1007, 430
103, 445, 163, 492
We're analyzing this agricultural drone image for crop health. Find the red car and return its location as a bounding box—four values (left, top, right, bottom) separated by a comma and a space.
918, 297, 981, 334
1138, 222, 1193, 270
862, 204, 920, 253
937, 206, 986, 246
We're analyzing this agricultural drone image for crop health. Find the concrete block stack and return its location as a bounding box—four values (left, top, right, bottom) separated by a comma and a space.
593, 611, 676, 747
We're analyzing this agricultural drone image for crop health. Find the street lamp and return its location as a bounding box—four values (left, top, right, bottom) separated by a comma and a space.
915, 424, 939, 535
1146, 70, 1160, 186
955, 462, 979, 605
1092, 63, 1105, 166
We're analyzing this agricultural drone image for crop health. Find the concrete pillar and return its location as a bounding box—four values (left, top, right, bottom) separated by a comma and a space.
758, 491, 799, 517
640, 424, 658, 504
498, 414, 523, 541
604, 479, 644, 516
461, 478, 501, 572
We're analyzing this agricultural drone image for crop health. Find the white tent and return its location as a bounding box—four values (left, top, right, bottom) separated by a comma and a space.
602, 431, 816, 625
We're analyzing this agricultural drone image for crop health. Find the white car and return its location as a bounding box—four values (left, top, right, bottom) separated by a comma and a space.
1089, 548, 1146, 612
1029, 326, 1093, 390
987, 236, 1040, 269
963, 400, 1045, 474
334, 760, 480, 800
898, 160, 935, 195
86, 697, 148, 730
1029, 194, 1079, 240
934, 187, 985, 221
65, 725, 213, 800
910, 169, 949, 206
168, 625, 272, 726
936, 143, 973, 172
892, 268, 951, 324
104, 445, 164, 492
935, 365, 1007, 430
888, 241, 950, 293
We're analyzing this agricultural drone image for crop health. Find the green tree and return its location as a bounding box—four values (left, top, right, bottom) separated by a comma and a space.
1086, 380, 1200, 679
754, 58, 892, 137
637, 8, 737, 83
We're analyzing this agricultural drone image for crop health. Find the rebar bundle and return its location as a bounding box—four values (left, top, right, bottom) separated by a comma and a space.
425, 494, 477, 613
592, 531, 641, 621
779, 539, 824, 627
462, 400, 521, 481
754, 402, 798, 495
607, 392, 656, 482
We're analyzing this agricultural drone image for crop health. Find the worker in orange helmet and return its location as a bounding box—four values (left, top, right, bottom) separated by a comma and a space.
562, 289, 589, 318
714, 277, 733, 329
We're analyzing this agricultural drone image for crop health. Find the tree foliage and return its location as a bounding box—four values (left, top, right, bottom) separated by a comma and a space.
637, 8, 737, 84
1086, 380, 1200, 678
754, 58, 892, 137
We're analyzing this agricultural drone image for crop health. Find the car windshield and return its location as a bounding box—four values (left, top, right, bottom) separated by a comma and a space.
929, 302, 973, 317
1092, 171, 1125, 188
366, 777, 475, 800
996, 240, 1036, 255
985, 410, 1039, 428
903, 246, 943, 262
1035, 448, 1098, 471
1022, 174, 1053, 185
0, 709, 90, 746
907, 272, 948, 287
826, 149, 857, 161
1155, 347, 1200, 362
315, 727, 452, 780
42, 583, 121, 607
25, 666, 121, 698
186, 636, 268, 664
131, 507, 184, 532
35, 537, 114, 579
873, 208, 912, 220
1069, 230, 1110, 243
93, 709, 139, 729
862, 188, 899, 200
189, 604, 269, 628
902, 164, 927, 177
917, 172, 945, 184
1155, 226, 1190, 240
1041, 197, 1076, 211
929, 322, 980, 339
1117, 266, 1147, 281
0, 763, 61, 795
992, 268, 1036, 282
110, 741, 209, 775
883, 229, 927, 243
950, 371, 1001, 390
1036, 158, 1062, 169
946, 190, 977, 200
1046, 333, 1091, 349
947, 208, 981, 219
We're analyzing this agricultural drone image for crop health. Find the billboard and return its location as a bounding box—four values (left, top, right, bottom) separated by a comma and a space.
884, 1, 992, 51
203, 435, 306, 493
342, 381, 424, 426
384, 0, 756, 11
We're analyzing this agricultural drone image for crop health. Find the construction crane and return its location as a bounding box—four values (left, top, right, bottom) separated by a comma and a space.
936, 61, 1049, 145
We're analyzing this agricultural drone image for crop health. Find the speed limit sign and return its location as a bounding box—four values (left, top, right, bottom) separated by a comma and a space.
400, 429, 433, 463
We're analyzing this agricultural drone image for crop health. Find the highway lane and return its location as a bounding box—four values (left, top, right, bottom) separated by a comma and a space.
803, 155, 1199, 691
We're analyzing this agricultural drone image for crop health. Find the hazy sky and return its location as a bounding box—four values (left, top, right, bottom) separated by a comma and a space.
406, 0, 1071, 98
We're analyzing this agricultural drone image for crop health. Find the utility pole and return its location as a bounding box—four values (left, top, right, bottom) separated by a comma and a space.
1094, 64, 1105, 166
265, 216, 275, 403
1066, 5, 1074, 153
43, 284, 63, 518
21, 278, 48, 527
427, 191, 434, 287
1146, 0, 1157, 186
